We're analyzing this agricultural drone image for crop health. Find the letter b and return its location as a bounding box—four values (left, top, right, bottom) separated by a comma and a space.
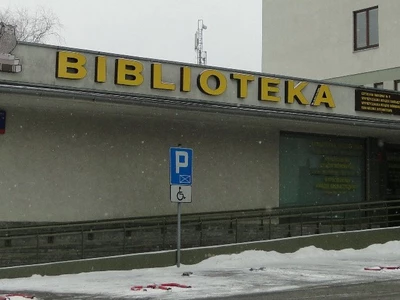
56, 51, 87, 80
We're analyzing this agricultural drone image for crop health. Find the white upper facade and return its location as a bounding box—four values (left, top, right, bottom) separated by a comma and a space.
262, 0, 400, 88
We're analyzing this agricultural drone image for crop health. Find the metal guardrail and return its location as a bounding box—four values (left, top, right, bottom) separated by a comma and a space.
0, 199, 399, 267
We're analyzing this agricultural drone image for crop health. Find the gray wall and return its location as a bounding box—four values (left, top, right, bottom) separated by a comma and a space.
0, 94, 279, 222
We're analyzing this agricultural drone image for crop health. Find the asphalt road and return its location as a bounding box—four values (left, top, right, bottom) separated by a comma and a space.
205, 279, 400, 300
3, 279, 400, 299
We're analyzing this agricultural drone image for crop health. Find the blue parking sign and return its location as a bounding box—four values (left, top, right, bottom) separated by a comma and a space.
170, 147, 193, 185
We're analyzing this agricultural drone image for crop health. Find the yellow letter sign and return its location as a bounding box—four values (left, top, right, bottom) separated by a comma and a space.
311, 85, 336, 108
56, 51, 87, 80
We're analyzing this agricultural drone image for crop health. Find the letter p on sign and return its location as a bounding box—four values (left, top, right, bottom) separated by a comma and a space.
176, 151, 188, 173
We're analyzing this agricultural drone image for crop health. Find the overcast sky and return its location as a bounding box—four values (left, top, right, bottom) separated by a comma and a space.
0, 0, 262, 71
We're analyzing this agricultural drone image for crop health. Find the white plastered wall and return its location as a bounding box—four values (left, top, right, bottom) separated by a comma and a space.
0, 94, 279, 222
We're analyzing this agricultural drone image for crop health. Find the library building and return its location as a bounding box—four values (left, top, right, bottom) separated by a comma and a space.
0, 41, 400, 223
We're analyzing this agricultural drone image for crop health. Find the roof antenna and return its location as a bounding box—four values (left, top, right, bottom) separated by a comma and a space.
195, 19, 207, 65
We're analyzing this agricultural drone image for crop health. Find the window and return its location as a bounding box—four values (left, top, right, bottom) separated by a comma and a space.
354, 6, 379, 51
394, 80, 400, 91
374, 82, 383, 89
279, 133, 365, 207
385, 145, 400, 199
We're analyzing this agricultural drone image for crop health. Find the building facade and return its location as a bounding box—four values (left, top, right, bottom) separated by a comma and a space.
0, 41, 399, 223
262, 0, 400, 89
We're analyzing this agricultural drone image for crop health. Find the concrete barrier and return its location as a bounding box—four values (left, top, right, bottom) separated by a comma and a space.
0, 227, 399, 279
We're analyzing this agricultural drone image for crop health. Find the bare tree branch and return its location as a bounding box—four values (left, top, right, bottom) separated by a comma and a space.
0, 6, 64, 44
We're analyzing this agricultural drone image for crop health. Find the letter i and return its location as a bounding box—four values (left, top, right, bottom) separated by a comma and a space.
95, 56, 107, 83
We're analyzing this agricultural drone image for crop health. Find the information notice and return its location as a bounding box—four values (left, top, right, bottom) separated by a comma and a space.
355, 89, 400, 115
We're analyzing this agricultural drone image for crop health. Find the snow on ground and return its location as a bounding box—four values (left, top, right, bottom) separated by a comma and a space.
1, 241, 400, 299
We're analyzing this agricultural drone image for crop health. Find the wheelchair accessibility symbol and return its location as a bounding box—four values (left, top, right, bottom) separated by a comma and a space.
176, 187, 186, 201
170, 185, 192, 203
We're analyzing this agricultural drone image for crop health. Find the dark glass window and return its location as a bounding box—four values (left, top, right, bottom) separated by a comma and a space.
280, 133, 365, 207
385, 145, 400, 199
394, 80, 400, 91
354, 6, 379, 51
374, 82, 383, 89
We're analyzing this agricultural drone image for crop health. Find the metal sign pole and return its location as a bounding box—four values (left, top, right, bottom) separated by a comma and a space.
177, 202, 182, 267
169, 146, 193, 268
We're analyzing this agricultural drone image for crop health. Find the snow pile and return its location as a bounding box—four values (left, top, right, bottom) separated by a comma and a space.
0, 240, 399, 299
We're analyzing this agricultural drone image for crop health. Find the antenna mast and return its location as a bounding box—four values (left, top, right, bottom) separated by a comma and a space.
195, 19, 207, 65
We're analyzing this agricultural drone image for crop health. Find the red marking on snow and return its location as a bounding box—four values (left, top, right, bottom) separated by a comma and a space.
146, 284, 170, 290
131, 282, 192, 291
364, 266, 400, 271
364, 267, 383, 271
131, 284, 170, 291
160, 283, 192, 288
